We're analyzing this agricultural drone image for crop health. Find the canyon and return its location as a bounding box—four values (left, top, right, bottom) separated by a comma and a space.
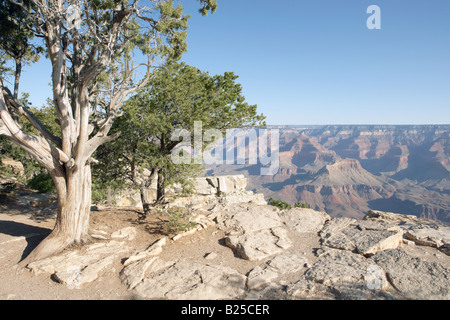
206, 125, 450, 224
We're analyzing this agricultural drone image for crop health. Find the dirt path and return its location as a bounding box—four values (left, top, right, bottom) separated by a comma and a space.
0, 190, 265, 300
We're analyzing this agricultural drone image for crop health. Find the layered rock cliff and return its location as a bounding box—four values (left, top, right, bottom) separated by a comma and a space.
207, 125, 450, 223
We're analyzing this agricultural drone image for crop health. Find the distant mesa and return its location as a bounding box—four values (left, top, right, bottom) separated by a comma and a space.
206, 125, 450, 224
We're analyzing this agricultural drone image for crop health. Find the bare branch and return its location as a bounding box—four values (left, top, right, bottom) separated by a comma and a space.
0, 88, 69, 169
1, 86, 63, 148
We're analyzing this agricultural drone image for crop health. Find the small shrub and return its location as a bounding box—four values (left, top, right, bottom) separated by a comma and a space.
294, 201, 310, 209
27, 173, 55, 193
268, 198, 292, 210
156, 206, 197, 234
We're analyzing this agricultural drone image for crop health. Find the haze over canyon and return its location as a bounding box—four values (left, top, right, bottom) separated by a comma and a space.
206, 125, 450, 224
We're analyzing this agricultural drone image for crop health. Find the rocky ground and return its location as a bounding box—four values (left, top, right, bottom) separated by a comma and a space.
1, 186, 450, 300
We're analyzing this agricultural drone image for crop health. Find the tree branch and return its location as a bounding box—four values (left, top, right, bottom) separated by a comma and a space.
0, 87, 69, 170
1, 85, 63, 148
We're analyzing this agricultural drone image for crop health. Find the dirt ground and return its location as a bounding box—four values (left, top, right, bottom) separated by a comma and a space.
0, 188, 270, 300
0, 186, 326, 300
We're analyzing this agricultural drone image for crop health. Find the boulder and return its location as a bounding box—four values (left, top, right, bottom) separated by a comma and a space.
372, 249, 450, 299
266, 253, 309, 274
215, 204, 284, 234
246, 266, 279, 290
1, 158, 24, 177
305, 249, 388, 289
320, 218, 403, 256
225, 227, 291, 261
122, 237, 167, 266
280, 208, 330, 234
193, 175, 247, 196
217, 204, 293, 261
133, 260, 247, 300
27, 240, 129, 287
405, 226, 450, 251
120, 257, 158, 290
366, 210, 450, 255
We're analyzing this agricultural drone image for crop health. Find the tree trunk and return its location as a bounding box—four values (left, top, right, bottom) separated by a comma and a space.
140, 181, 152, 217
14, 59, 22, 100
156, 168, 166, 204
139, 168, 157, 217
21, 163, 92, 264
106, 186, 112, 206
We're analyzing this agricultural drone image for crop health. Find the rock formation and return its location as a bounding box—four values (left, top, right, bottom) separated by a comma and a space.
23, 176, 450, 300
207, 125, 450, 223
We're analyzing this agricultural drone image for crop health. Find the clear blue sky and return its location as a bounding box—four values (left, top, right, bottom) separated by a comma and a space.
9, 0, 450, 125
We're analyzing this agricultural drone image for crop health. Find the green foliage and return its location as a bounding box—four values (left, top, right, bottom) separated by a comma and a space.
268, 198, 292, 210
294, 201, 311, 209
96, 61, 266, 204
0, 0, 42, 65
156, 206, 197, 234
27, 173, 55, 193
269, 198, 311, 210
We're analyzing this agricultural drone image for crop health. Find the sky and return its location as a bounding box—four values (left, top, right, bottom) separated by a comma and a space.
7, 0, 450, 125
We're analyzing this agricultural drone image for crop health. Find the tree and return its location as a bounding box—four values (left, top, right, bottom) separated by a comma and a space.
0, 0, 43, 99
98, 62, 265, 215
0, 0, 217, 264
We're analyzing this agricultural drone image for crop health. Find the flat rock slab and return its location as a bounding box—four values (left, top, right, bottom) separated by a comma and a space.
266, 253, 309, 273
320, 218, 403, 255
225, 227, 291, 261
405, 226, 450, 250
133, 260, 247, 300
305, 249, 388, 289
247, 266, 279, 290
280, 208, 330, 234
27, 240, 129, 287
215, 204, 284, 234
372, 249, 450, 299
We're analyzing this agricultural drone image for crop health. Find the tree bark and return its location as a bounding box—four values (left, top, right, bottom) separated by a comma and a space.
21, 163, 92, 264
140, 182, 151, 217
139, 168, 157, 217
156, 168, 166, 204
14, 58, 22, 100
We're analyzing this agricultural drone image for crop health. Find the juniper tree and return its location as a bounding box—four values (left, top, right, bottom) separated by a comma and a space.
0, 0, 217, 263
98, 62, 265, 214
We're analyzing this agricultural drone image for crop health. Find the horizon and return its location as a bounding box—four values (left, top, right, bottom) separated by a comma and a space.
266, 123, 450, 126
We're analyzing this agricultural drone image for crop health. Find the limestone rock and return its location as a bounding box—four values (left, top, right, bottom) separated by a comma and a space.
247, 266, 278, 290
372, 249, 450, 299
120, 257, 157, 290
405, 226, 450, 250
244, 283, 287, 300
365, 210, 423, 225
133, 260, 246, 300
1, 158, 24, 177
54, 255, 116, 287
320, 218, 403, 255
111, 227, 137, 241
344, 226, 403, 256
286, 279, 316, 298
366, 210, 450, 255
266, 253, 308, 273
280, 208, 330, 234
215, 204, 283, 234
27, 240, 129, 286
225, 227, 291, 261
204, 252, 217, 260
123, 238, 166, 266
193, 175, 247, 196
194, 178, 217, 195
305, 249, 384, 286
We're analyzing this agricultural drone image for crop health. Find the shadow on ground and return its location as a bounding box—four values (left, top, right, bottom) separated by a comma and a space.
0, 220, 51, 261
